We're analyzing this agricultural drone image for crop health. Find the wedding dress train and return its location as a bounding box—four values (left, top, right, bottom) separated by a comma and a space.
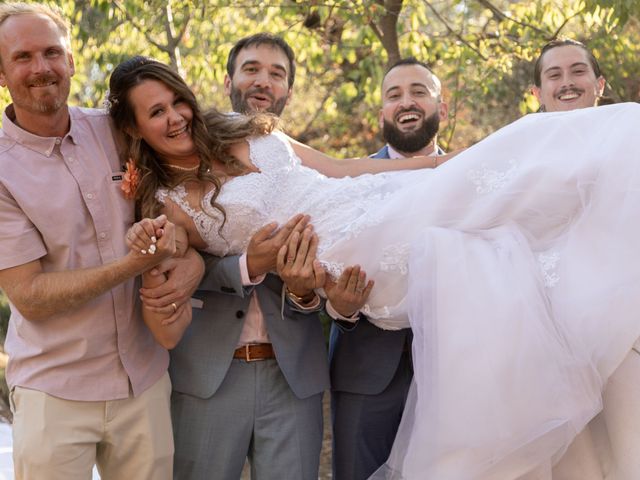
159, 102, 640, 479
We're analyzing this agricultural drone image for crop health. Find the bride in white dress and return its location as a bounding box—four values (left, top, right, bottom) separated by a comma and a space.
110, 57, 640, 479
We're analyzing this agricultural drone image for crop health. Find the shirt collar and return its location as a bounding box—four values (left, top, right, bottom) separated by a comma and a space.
387, 143, 443, 159
2, 104, 78, 157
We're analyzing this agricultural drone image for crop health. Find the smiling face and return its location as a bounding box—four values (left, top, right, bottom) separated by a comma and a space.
0, 13, 74, 121
224, 44, 292, 115
532, 45, 605, 112
378, 63, 447, 155
129, 79, 199, 165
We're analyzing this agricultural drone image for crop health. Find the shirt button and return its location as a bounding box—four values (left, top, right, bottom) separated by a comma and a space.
99, 232, 107, 239
235, 310, 245, 319
55, 138, 61, 145
86, 193, 94, 200
68, 157, 74, 163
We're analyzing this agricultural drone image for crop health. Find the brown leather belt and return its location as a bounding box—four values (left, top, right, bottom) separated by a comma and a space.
233, 343, 275, 362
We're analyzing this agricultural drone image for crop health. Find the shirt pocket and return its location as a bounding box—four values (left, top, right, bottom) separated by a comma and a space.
109, 171, 135, 226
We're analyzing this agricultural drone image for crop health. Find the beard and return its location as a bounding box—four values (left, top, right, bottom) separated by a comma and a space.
15, 73, 69, 115
383, 110, 440, 154
229, 85, 288, 116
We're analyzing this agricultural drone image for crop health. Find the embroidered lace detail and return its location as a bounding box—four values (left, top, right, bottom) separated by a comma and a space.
155, 132, 429, 325
467, 160, 518, 194
380, 243, 410, 275
321, 260, 346, 279
361, 304, 391, 319
155, 132, 405, 258
538, 249, 560, 287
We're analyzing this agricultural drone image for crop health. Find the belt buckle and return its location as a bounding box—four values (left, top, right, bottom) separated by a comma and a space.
244, 344, 259, 362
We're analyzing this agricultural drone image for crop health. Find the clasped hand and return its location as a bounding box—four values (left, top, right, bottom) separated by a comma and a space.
126, 214, 176, 264
127, 215, 205, 320
248, 213, 374, 316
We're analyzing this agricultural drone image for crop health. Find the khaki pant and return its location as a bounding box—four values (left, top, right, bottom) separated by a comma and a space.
10, 373, 173, 480
553, 348, 640, 480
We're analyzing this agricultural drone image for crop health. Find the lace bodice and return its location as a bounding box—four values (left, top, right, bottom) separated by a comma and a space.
157, 131, 432, 275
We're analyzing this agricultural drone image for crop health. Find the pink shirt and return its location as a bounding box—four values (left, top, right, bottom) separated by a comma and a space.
237, 253, 270, 346
0, 106, 168, 401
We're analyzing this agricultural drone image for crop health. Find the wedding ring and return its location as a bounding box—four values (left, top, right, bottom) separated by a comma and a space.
171, 302, 177, 313
287, 258, 294, 264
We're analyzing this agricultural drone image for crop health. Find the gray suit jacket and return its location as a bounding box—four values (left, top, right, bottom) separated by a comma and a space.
170, 254, 330, 399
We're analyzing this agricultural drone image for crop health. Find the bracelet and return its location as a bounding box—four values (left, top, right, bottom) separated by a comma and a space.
285, 287, 317, 305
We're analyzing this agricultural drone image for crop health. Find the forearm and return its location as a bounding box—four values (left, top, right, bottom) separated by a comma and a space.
291, 139, 456, 178
141, 270, 192, 349
325, 155, 436, 177
1, 254, 153, 321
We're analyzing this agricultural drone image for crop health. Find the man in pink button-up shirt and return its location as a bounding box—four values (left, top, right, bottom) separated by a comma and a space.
0, 3, 201, 479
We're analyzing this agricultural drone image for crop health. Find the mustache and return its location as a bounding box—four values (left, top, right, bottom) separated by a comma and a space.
395, 106, 424, 118
557, 86, 584, 97
28, 74, 57, 87
245, 87, 275, 102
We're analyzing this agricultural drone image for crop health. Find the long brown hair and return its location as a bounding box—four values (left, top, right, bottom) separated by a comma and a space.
107, 56, 276, 221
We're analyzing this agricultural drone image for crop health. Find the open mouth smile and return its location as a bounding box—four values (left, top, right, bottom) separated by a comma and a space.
557, 90, 583, 101
395, 110, 424, 129
167, 125, 189, 138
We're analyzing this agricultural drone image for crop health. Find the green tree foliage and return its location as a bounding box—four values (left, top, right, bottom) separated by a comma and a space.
0, 0, 638, 152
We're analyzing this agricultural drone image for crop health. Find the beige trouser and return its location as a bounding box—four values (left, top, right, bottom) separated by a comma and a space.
553, 346, 640, 480
10, 372, 173, 480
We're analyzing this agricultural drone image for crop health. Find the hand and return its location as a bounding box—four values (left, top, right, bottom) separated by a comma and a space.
276, 225, 325, 298
246, 214, 310, 278
140, 247, 205, 311
126, 218, 176, 274
126, 215, 168, 254
325, 265, 374, 318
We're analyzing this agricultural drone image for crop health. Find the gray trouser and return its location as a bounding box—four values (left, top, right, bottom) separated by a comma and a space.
172, 359, 323, 480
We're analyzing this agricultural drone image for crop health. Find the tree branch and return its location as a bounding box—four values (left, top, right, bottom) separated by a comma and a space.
422, 0, 488, 61
112, 0, 167, 53
369, 0, 404, 66
475, 0, 550, 36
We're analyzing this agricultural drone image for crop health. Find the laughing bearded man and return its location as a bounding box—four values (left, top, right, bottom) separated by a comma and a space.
376, 57, 448, 158
326, 57, 449, 480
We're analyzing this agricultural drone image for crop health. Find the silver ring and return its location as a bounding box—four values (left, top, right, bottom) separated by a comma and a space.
171, 302, 177, 313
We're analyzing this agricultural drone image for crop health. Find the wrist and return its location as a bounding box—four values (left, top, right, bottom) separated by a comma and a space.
326, 300, 360, 322
246, 258, 267, 279
285, 286, 316, 304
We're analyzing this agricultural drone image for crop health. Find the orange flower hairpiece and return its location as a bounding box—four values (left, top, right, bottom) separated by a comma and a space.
121, 158, 140, 200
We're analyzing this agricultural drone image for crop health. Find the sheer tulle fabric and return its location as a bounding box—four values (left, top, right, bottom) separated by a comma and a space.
160, 104, 640, 478
363, 103, 640, 478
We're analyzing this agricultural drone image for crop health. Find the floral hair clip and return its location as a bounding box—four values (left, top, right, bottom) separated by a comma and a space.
121, 158, 140, 200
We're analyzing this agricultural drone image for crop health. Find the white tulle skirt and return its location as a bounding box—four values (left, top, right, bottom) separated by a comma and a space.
320, 103, 640, 479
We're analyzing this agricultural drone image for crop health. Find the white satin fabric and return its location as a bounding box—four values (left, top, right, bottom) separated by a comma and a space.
365, 103, 640, 479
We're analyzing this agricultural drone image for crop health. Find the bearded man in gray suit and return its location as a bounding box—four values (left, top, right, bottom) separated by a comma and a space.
167, 34, 329, 480
327, 57, 448, 480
